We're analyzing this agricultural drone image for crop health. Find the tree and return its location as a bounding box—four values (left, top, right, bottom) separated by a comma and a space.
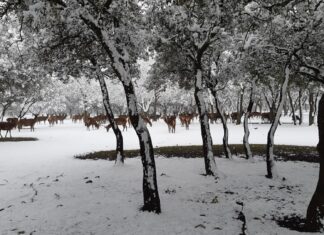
6, 0, 161, 213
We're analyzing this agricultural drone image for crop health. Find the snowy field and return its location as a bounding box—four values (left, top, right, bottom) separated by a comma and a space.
0, 118, 320, 235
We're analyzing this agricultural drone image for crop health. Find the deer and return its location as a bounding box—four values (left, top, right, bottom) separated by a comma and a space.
72, 114, 83, 123
36, 114, 49, 124
105, 117, 128, 132
84, 117, 100, 130
56, 114, 67, 124
248, 112, 262, 119
6, 117, 18, 128
163, 116, 176, 133
0, 122, 16, 138
179, 114, 193, 130
17, 116, 38, 132
48, 115, 58, 126
140, 114, 152, 127
261, 112, 272, 123
119, 115, 131, 127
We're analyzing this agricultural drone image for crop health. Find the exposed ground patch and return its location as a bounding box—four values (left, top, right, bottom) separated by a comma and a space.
0, 137, 38, 142
75, 144, 318, 163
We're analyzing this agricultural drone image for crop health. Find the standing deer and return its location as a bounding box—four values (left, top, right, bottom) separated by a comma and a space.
0, 122, 16, 138
163, 116, 176, 133
36, 115, 48, 124
17, 115, 38, 132
105, 117, 128, 132
140, 114, 153, 127
6, 118, 18, 128
84, 117, 100, 130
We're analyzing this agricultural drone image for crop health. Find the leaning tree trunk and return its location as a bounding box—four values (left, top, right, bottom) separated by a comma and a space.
288, 88, 297, 125
243, 78, 256, 160
309, 90, 315, 126
81, 13, 161, 213
306, 94, 324, 231
195, 68, 218, 177
266, 65, 290, 179
121, 79, 161, 213
210, 88, 232, 160
93, 61, 125, 164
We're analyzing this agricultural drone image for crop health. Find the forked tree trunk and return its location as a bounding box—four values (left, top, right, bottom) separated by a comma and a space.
306, 94, 324, 231
266, 65, 290, 179
210, 88, 232, 159
195, 68, 218, 177
81, 13, 161, 213
288, 88, 297, 125
93, 61, 125, 164
243, 78, 256, 160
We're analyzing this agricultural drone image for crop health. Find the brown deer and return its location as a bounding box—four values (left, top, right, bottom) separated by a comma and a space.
56, 114, 67, 124
248, 112, 262, 119
105, 117, 128, 132
17, 116, 38, 132
48, 115, 58, 126
84, 117, 100, 130
36, 115, 48, 124
6, 118, 18, 128
72, 114, 83, 123
261, 112, 274, 123
179, 114, 193, 130
0, 122, 16, 138
93, 114, 108, 124
119, 115, 131, 127
140, 114, 152, 127
163, 116, 176, 133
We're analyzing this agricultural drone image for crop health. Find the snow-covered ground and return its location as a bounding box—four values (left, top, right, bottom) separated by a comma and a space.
0, 119, 320, 234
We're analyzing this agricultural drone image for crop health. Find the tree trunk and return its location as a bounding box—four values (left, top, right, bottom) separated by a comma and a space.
81, 13, 161, 213
266, 65, 290, 179
122, 80, 161, 213
309, 89, 315, 126
211, 88, 232, 159
306, 94, 324, 231
243, 78, 256, 160
288, 88, 297, 125
0, 104, 9, 121
195, 69, 218, 177
95, 65, 125, 164
236, 88, 244, 125
298, 88, 303, 125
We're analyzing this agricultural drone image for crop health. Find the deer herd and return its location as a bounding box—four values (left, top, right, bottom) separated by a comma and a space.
0, 111, 278, 138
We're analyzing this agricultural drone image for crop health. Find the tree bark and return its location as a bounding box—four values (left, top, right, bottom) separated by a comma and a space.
81, 12, 161, 213
288, 88, 297, 125
306, 94, 324, 231
309, 89, 315, 126
266, 65, 290, 179
298, 88, 303, 125
243, 78, 256, 160
195, 69, 218, 176
0, 104, 9, 121
236, 88, 244, 125
210, 88, 232, 160
94, 62, 125, 164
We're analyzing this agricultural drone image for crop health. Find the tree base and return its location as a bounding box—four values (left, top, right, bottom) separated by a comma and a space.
140, 204, 161, 214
